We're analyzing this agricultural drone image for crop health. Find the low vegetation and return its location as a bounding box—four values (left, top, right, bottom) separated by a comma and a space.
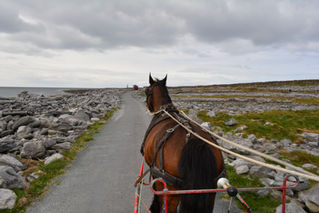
225, 164, 281, 213
198, 109, 319, 142
1, 108, 118, 213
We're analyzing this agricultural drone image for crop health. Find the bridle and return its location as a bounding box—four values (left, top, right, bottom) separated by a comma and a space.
145, 83, 160, 113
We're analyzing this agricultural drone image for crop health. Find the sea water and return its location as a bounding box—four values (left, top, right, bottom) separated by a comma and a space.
0, 87, 72, 98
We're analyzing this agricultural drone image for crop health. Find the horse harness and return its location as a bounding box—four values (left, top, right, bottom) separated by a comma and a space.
140, 107, 226, 189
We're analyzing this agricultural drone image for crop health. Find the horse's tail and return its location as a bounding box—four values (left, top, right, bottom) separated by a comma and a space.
178, 137, 218, 213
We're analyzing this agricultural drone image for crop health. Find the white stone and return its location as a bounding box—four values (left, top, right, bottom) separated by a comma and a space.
44, 153, 64, 165
275, 200, 306, 213
0, 188, 17, 210
0, 155, 24, 172
235, 165, 249, 174
200, 122, 211, 130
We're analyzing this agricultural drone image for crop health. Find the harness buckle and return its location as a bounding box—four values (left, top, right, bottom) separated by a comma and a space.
166, 128, 174, 133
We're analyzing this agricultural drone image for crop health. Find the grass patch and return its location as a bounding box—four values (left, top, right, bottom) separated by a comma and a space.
226, 164, 281, 213
1, 108, 118, 213
173, 94, 319, 106
280, 150, 319, 171
198, 109, 319, 142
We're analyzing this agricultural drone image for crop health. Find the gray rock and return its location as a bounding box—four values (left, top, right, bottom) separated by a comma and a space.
229, 158, 251, 168
200, 122, 212, 130
306, 200, 319, 213
249, 165, 273, 178
0, 155, 24, 171
0, 140, 17, 153
257, 137, 266, 143
234, 125, 248, 132
44, 153, 64, 165
302, 163, 318, 170
294, 179, 310, 192
225, 118, 237, 126
90, 117, 100, 122
275, 200, 306, 213
309, 142, 319, 147
56, 122, 73, 133
299, 184, 319, 206
29, 120, 41, 128
20, 141, 45, 158
54, 142, 71, 150
281, 139, 292, 147
16, 126, 33, 140
0, 188, 17, 210
263, 142, 277, 153
235, 165, 249, 174
0, 120, 7, 131
0, 165, 25, 189
260, 178, 275, 186
264, 121, 274, 126
42, 139, 56, 149
74, 110, 90, 121
40, 128, 49, 135
247, 134, 257, 143
207, 110, 216, 117
12, 116, 34, 131
300, 133, 319, 142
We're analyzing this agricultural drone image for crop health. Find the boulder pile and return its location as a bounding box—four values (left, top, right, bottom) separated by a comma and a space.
0, 89, 122, 209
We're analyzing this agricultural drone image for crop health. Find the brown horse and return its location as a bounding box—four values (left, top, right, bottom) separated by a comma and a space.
141, 74, 225, 213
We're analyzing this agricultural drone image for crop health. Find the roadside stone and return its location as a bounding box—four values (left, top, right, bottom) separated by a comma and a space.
0, 140, 17, 153
235, 165, 249, 174
225, 118, 237, 126
44, 153, 64, 165
264, 121, 274, 126
200, 122, 212, 130
16, 126, 33, 140
298, 184, 319, 208
247, 134, 257, 143
294, 179, 310, 192
40, 128, 49, 135
263, 142, 277, 153
300, 133, 319, 142
306, 200, 319, 213
260, 178, 275, 186
0, 188, 17, 210
0, 165, 25, 189
302, 163, 318, 170
12, 116, 34, 131
91, 117, 100, 122
0, 155, 24, 171
56, 122, 73, 133
20, 141, 46, 158
74, 110, 90, 121
234, 125, 248, 132
275, 200, 307, 213
54, 142, 71, 150
280, 139, 291, 147
207, 110, 216, 117
42, 138, 56, 149
249, 165, 273, 178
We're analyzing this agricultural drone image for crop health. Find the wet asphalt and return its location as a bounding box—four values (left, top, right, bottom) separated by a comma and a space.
26, 91, 241, 213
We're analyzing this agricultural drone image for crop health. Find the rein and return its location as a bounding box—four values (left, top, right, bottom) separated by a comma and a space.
160, 109, 319, 182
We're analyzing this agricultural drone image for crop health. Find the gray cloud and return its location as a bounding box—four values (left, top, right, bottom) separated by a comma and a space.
1, 0, 319, 54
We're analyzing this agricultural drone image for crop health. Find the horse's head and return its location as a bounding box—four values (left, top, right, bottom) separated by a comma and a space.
145, 73, 172, 113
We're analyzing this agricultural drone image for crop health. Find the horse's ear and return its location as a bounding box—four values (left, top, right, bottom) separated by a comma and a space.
163, 74, 167, 85
149, 73, 155, 85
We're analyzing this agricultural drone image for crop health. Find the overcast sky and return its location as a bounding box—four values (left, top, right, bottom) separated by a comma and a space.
0, 0, 318, 88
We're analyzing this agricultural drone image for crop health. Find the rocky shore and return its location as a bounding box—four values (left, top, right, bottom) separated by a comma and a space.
0, 89, 122, 209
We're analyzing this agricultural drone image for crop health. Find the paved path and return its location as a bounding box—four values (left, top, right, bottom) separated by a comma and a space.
26, 92, 241, 213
